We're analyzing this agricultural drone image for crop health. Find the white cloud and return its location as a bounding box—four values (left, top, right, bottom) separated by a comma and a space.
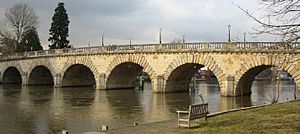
151, 0, 191, 18
0, 0, 278, 48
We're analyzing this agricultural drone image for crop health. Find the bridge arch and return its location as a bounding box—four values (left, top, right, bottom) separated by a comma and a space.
235, 54, 300, 96
27, 59, 56, 79
106, 54, 155, 90
164, 53, 225, 92
1, 61, 24, 84
60, 57, 99, 87
28, 65, 54, 85
27, 59, 55, 86
61, 64, 96, 87
61, 56, 99, 78
1, 61, 24, 76
2, 66, 22, 84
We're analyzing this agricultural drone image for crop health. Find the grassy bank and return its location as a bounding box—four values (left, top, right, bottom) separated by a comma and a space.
183, 100, 300, 133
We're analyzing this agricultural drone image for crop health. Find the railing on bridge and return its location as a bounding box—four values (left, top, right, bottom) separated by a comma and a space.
1, 42, 299, 60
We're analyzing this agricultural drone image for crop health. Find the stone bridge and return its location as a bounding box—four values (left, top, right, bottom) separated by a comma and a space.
0, 42, 299, 96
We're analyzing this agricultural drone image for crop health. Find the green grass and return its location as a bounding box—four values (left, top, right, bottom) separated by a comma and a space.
180, 100, 300, 133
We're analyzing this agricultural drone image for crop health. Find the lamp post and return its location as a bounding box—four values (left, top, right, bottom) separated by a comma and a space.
228, 24, 231, 42
129, 38, 132, 48
101, 32, 104, 46
159, 28, 162, 44
182, 34, 185, 44
243, 33, 246, 42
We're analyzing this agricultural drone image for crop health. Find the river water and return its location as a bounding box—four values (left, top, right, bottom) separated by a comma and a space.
0, 80, 298, 133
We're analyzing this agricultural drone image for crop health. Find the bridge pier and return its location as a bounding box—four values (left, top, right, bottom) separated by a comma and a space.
220, 75, 253, 97
152, 76, 165, 92
21, 73, 28, 86
54, 73, 62, 88
220, 75, 235, 96
95, 74, 106, 89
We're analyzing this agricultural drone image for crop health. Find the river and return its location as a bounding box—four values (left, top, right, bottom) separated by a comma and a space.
0, 80, 298, 133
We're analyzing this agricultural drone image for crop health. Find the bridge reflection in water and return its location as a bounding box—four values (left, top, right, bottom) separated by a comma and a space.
0, 79, 298, 133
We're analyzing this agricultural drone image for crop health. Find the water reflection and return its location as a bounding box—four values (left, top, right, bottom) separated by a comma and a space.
105, 89, 144, 128
0, 85, 35, 134
0, 80, 298, 133
145, 91, 192, 123
219, 96, 252, 111
61, 87, 95, 107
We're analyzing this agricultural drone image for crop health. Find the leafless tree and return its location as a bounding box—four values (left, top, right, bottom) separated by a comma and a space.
170, 38, 183, 44
234, 0, 300, 43
0, 25, 17, 53
0, 3, 38, 54
265, 71, 280, 104
270, 77, 280, 104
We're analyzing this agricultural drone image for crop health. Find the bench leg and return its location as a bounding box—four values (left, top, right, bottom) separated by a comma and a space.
177, 114, 180, 128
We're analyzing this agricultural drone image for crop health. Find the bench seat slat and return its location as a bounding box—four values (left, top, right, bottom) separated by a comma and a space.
178, 124, 190, 127
179, 119, 189, 121
176, 110, 189, 114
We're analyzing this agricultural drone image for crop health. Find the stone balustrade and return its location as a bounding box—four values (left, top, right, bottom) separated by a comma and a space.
1, 42, 299, 61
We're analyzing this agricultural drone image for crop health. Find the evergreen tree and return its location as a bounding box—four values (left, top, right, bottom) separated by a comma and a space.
18, 27, 43, 52
48, 2, 70, 49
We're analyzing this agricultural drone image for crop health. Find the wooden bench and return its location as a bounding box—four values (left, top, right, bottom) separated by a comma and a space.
176, 103, 209, 128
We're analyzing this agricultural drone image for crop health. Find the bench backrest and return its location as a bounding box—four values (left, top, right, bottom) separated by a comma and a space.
188, 103, 208, 120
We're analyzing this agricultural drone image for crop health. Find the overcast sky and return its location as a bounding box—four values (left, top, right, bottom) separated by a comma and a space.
0, 0, 276, 48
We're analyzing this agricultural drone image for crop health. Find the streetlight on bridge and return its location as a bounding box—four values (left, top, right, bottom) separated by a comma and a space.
159, 28, 162, 44
182, 34, 186, 44
129, 38, 132, 48
101, 32, 104, 46
228, 24, 231, 42
243, 33, 246, 42
227, 24, 231, 42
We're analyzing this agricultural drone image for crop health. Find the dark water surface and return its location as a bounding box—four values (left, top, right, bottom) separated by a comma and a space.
0, 80, 298, 133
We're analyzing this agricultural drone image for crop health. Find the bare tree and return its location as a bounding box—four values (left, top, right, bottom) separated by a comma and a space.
0, 3, 38, 54
266, 70, 280, 104
234, 0, 300, 43
0, 25, 17, 53
170, 38, 183, 44
271, 76, 280, 104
